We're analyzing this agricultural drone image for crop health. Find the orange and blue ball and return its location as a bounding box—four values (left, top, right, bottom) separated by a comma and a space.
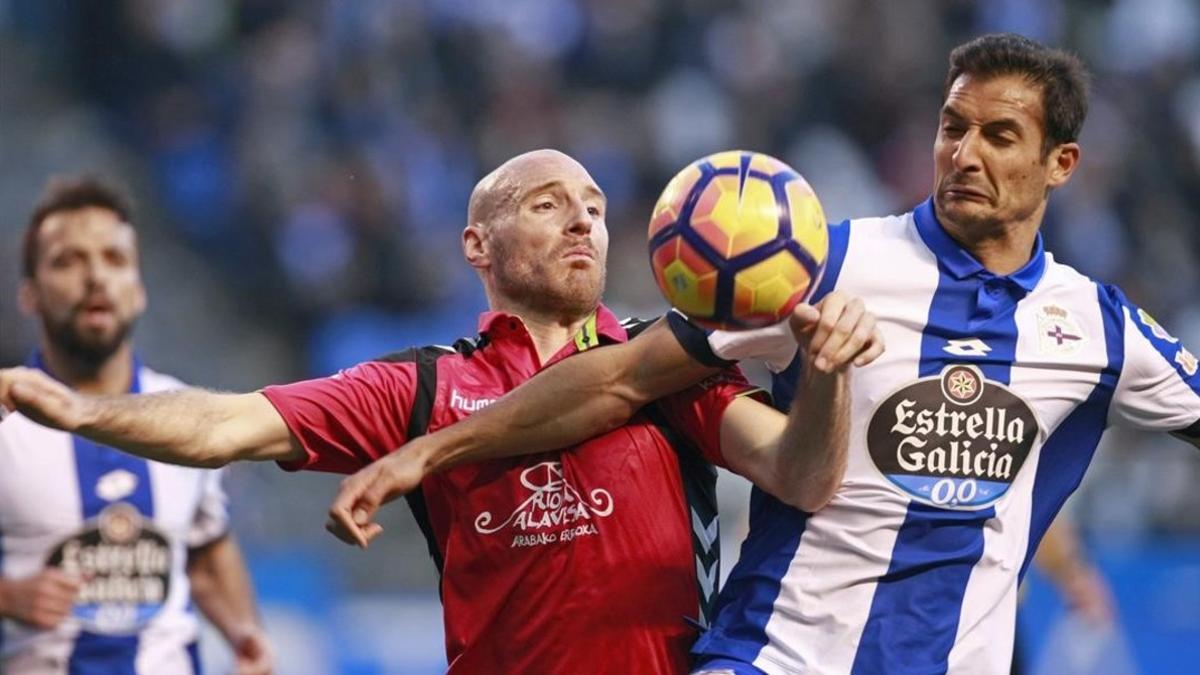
648, 150, 829, 330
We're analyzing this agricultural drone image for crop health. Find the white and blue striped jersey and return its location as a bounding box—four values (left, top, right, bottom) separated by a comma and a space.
0, 360, 229, 675
694, 198, 1200, 674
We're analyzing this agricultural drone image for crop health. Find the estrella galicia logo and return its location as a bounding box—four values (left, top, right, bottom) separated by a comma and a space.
866, 365, 1040, 509
45, 503, 172, 634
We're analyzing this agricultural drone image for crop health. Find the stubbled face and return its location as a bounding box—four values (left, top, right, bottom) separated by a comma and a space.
485, 154, 609, 318
933, 73, 1062, 234
21, 207, 146, 364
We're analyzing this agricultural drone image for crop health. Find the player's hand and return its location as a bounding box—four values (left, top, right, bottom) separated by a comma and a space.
326, 441, 430, 548
0, 569, 83, 630
228, 623, 273, 675
0, 367, 93, 432
789, 291, 884, 373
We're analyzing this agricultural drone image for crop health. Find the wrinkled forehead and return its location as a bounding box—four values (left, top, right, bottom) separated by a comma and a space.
943, 73, 1045, 125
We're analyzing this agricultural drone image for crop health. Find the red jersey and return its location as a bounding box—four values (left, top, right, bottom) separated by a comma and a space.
261, 305, 761, 674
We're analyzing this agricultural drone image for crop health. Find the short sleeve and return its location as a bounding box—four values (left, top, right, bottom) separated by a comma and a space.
260, 360, 419, 474
187, 468, 229, 549
654, 366, 768, 467
1108, 291, 1200, 436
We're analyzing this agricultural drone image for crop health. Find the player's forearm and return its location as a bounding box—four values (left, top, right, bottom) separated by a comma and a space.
420, 347, 647, 473
187, 536, 263, 641
77, 390, 277, 468
420, 322, 714, 474
775, 368, 851, 512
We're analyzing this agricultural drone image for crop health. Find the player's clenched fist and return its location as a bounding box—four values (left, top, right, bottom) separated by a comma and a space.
788, 291, 885, 374
0, 366, 92, 431
326, 442, 431, 548
0, 569, 83, 630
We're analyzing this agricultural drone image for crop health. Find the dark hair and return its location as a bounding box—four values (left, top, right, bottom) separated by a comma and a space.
944, 33, 1090, 155
22, 175, 135, 278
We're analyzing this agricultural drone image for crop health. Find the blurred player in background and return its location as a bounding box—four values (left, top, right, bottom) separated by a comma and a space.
328, 34, 1200, 675
0, 151, 882, 673
1026, 517, 1112, 626
1012, 514, 1114, 673
0, 177, 271, 674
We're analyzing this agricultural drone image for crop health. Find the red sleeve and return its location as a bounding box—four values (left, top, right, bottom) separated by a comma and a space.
260, 360, 417, 474
653, 366, 768, 468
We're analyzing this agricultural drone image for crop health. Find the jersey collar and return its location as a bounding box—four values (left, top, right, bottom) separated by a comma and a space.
913, 196, 1046, 292
477, 304, 628, 348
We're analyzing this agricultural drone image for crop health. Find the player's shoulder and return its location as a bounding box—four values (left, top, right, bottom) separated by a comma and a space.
138, 365, 188, 393
841, 209, 923, 256
371, 343, 460, 363
1038, 253, 1129, 309
846, 210, 912, 233
834, 209, 929, 284
1040, 252, 1097, 287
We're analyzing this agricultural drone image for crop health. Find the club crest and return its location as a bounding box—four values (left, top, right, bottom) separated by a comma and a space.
1036, 304, 1086, 356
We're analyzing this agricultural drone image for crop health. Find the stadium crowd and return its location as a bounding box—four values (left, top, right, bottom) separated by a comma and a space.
1, 0, 1198, 605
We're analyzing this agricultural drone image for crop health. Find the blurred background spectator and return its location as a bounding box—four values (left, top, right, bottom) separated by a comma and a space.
1, 1, 1197, 672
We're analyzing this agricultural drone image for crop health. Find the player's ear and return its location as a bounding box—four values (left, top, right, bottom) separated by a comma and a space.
17, 278, 39, 317
1047, 142, 1080, 189
463, 224, 489, 270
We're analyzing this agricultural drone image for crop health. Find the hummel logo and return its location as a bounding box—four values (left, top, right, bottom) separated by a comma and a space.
451, 389, 497, 413
944, 338, 992, 357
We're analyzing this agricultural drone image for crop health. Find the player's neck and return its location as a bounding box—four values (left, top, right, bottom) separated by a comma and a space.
940, 205, 1045, 277
37, 340, 136, 395
495, 301, 593, 364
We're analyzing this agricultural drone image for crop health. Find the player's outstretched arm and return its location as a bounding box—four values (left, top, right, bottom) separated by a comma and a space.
0, 367, 302, 467
325, 320, 714, 546
328, 292, 884, 546
717, 294, 867, 512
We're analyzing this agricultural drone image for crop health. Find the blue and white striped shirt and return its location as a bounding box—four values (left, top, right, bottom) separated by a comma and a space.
0, 362, 228, 675
697, 198, 1200, 674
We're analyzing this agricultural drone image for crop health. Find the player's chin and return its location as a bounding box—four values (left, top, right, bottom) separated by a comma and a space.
557, 273, 604, 305
72, 322, 120, 344
938, 197, 995, 222
69, 327, 126, 357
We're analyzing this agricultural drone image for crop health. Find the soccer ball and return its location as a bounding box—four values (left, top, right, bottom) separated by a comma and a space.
648, 150, 829, 330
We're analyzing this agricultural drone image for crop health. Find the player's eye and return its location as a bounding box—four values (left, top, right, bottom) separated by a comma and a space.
533, 200, 554, 211
49, 251, 81, 269
986, 129, 1017, 146
587, 206, 602, 217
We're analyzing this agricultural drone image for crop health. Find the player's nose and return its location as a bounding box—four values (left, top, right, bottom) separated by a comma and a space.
952, 129, 983, 172
564, 198, 593, 236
